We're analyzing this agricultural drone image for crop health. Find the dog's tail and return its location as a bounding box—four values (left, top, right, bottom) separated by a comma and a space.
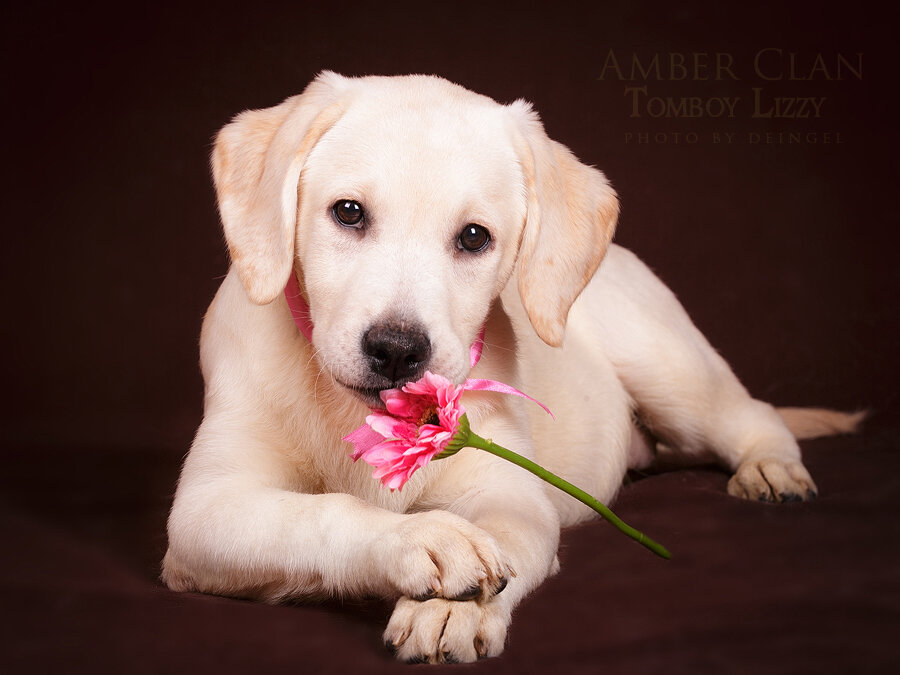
777, 407, 867, 440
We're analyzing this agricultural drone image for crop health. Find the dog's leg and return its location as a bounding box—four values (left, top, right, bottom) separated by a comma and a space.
165, 414, 558, 663
586, 246, 817, 502
382, 411, 561, 663
162, 415, 519, 605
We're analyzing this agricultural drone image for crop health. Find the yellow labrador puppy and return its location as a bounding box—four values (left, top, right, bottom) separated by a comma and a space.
163, 72, 857, 663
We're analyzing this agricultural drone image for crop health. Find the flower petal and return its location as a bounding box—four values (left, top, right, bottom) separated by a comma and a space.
346, 370, 470, 490
367, 412, 416, 442
343, 425, 390, 460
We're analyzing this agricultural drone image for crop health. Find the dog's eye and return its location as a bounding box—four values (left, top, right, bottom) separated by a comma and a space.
458, 224, 491, 252
332, 200, 364, 228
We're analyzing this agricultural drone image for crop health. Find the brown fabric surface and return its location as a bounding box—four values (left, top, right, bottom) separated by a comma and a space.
3, 431, 897, 674
2, 1, 897, 673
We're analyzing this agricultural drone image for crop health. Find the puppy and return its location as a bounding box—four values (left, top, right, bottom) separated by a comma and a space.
162, 72, 858, 663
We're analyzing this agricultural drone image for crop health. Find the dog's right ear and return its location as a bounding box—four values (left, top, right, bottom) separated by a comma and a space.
211, 71, 348, 304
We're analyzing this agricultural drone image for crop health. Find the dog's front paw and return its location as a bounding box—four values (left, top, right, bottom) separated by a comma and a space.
374, 510, 512, 602
384, 596, 510, 663
727, 457, 818, 502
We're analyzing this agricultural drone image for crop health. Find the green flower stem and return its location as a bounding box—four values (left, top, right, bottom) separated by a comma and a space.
464, 431, 672, 560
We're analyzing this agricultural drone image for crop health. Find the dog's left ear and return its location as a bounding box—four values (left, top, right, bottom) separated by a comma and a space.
507, 100, 620, 347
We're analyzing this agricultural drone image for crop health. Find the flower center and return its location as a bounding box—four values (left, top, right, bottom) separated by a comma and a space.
418, 405, 440, 427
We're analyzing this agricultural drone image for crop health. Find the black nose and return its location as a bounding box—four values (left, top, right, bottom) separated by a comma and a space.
362, 322, 432, 384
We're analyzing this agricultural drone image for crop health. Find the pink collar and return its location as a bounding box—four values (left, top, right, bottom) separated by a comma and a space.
284, 275, 485, 368
284, 273, 315, 342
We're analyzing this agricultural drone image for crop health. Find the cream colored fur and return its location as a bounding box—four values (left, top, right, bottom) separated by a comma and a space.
162, 72, 857, 663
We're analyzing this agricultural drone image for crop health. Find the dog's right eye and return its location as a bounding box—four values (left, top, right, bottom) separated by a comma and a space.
332, 200, 364, 228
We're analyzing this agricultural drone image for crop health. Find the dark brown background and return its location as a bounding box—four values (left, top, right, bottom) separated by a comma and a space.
2, 1, 897, 673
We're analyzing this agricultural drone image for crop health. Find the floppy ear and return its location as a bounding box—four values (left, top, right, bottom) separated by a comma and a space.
507, 100, 620, 347
211, 71, 348, 304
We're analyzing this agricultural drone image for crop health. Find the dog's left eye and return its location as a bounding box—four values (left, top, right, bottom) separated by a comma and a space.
332, 200, 364, 228
457, 224, 491, 252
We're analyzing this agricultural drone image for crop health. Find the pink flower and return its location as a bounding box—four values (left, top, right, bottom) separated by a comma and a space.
342, 370, 671, 557
344, 372, 469, 490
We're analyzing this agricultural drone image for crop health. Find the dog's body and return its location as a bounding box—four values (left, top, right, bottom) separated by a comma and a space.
163, 73, 856, 663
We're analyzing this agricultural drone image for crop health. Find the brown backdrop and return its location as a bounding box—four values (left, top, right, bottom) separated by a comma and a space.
2, 1, 897, 673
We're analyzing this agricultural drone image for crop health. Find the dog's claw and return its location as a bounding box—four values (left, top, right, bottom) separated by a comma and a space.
413, 588, 438, 602
474, 635, 488, 660
441, 651, 461, 664
729, 458, 818, 503
452, 585, 482, 602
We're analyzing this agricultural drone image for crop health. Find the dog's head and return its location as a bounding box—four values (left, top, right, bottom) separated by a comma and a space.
212, 72, 618, 406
